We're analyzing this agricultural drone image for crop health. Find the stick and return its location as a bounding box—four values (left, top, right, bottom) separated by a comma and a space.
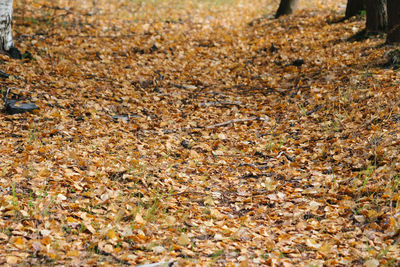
171, 191, 207, 196
206, 117, 268, 129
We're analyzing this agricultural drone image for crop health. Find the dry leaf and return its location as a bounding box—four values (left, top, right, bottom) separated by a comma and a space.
178, 233, 190, 246
364, 259, 380, 267
1, 0, 399, 265
6, 256, 20, 264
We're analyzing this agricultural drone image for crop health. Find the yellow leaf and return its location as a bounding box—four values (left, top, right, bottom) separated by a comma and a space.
365, 259, 380, 267
218, 133, 227, 140
165, 215, 177, 225
84, 223, 96, 234
135, 213, 145, 225
204, 196, 215, 206
177, 233, 190, 246
0, 233, 8, 240
210, 208, 224, 219
106, 229, 117, 240
47, 252, 56, 259
38, 168, 50, 177
103, 244, 114, 253
306, 239, 321, 249
66, 217, 75, 223
41, 236, 52, 246
152, 245, 166, 254
318, 243, 332, 257
367, 209, 379, 220
6, 256, 20, 264
66, 250, 80, 257
13, 237, 25, 249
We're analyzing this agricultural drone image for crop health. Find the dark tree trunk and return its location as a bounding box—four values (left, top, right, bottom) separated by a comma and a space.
387, 0, 400, 42
345, 0, 365, 18
275, 0, 299, 18
366, 0, 387, 33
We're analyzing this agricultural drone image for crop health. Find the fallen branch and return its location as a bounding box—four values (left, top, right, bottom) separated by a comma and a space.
277, 151, 295, 162
199, 101, 242, 107
258, 124, 276, 137
206, 116, 268, 129
136, 262, 175, 267
171, 191, 207, 197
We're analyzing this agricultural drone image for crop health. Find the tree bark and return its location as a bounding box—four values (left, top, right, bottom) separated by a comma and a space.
387, 0, 400, 42
366, 0, 387, 33
275, 0, 299, 18
0, 0, 20, 59
345, 0, 365, 18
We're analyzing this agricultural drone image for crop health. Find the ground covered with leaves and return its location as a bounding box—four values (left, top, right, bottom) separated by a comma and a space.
1, 0, 400, 265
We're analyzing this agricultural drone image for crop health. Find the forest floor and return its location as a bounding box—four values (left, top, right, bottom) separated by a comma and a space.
1, 0, 400, 266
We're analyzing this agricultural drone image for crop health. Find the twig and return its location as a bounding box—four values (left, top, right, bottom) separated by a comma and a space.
238, 162, 270, 170
95, 248, 130, 265
199, 101, 242, 107
2, 87, 32, 106
258, 124, 276, 137
170, 191, 207, 197
2, 87, 17, 106
277, 151, 295, 162
136, 262, 175, 267
206, 117, 268, 129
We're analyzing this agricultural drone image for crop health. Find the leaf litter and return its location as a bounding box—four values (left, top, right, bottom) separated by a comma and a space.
1, 0, 400, 265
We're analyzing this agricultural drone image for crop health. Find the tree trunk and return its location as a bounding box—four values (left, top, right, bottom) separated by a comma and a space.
0, 0, 20, 59
366, 0, 387, 33
345, 0, 365, 18
275, 0, 299, 18
387, 0, 400, 42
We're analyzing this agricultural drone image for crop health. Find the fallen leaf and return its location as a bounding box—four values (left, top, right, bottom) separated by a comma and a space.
178, 233, 190, 246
